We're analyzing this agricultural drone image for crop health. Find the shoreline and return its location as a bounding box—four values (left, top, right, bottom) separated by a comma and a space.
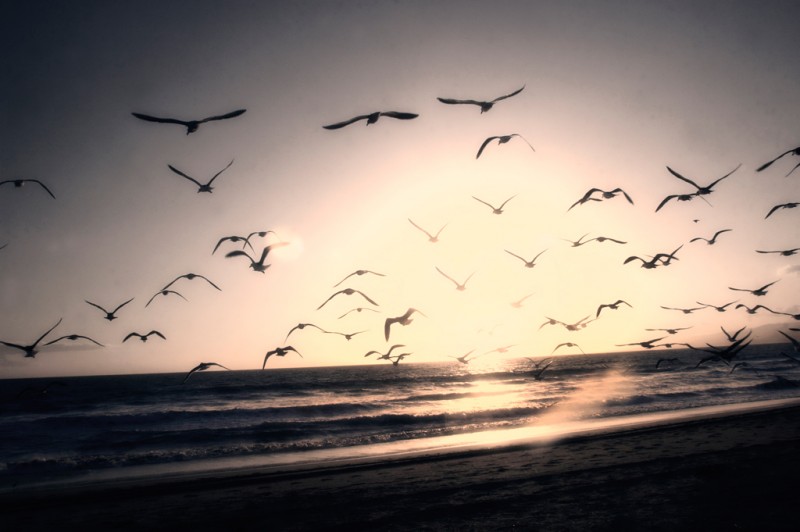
4, 399, 800, 529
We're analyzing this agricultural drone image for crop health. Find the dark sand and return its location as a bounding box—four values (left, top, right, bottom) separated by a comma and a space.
4, 403, 800, 531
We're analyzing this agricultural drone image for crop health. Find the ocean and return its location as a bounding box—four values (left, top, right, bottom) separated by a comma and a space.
2, 344, 799, 490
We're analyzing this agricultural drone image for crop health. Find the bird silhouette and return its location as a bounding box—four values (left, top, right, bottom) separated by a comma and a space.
449, 350, 477, 364
162, 273, 222, 292
617, 337, 667, 349
552, 342, 585, 354
530, 360, 553, 381
568, 188, 634, 211
212, 235, 254, 254
389, 353, 412, 366
624, 245, 682, 269
145, 289, 188, 307
665, 164, 740, 195
326, 329, 367, 341
333, 269, 386, 287
756, 248, 799, 256
476, 134, 534, 159
0, 179, 56, 199
765, 202, 799, 219
655, 192, 710, 212
0, 318, 62, 357
645, 326, 692, 335
585, 236, 627, 245
123, 330, 166, 343
756, 146, 800, 176
435, 267, 474, 291
437, 85, 525, 113
472, 195, 516, 214
728, 280, 778, 297
596, 300, 632, 318
317, 288, 378, 310
167, 160, 233, 193
322, 111, 418, 130
690, 229, 732, 245
720, 326, 747, 342
563, 233, 592, 247
505, 249, 547, 268
364, 344, 406, 358
226, 243, 289, 273
132, 109, 246, 134
263, 346, 302, 368
85, 298, 134, 321
697, 300, 737, 312
284, 323, 327, 343
510, 293, 534, 308
384, 308, 425, 341
338, 307, 380, 319
244, 230, 280, 249
44, 334, 104, 347
734, 304, 779, 315
408, 219, 447, 243
182, 362, 231, 383
660, 305, 704, 314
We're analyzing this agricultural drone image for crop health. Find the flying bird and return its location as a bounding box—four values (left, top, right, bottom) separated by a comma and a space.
505, 249, 547, 268
182, 362, 231, 383
449, 350, 477, 364
131, 109, 246, 134
734, 304, 779, 315
0, 179, 56, 199
225, 243, 289, 273
145, 289, 188, 307
162, 273, 222, 292
568, 188, 634, 211
645, 326, 692, 335
665, 164, 741, 196
660, 305, 704, 314
408, 219, 447, 243
123, 330, 166, 342
435, 267, 474, 291
617, 337, 667, 349
765, 202, 799, 219
624, 245, 682, 269
326, 329, 367, 341
167, 160, 234, 193
317, 288, 378, 310
263, 346, 302, 368
756, 146, 800, 176
437, 85, 525, 113
476, 134, 534, 159
85, 298, 134, 321
384, 308, 425, 341
728, 280, 778, 297
212, 235, 254, 254
472, 195, 516, 214
563, 233, 592, 247
334, 269, 386, 287
284, 323, 327, 342
720, 326, 747, 343
596, 300, 632, 318
338, 307, 380, 319
655, 192, 709, 212
389, 353, 412, 366
0, 318, 62, 358
530, 360, 553, 381
510, 293, 534, 308
364, 344, 406, 358
322, 111, 418, 130
44, 334, 104, 347
697, 300, 738, 313
244, 230, 280, 249
585, 236, 627, 245
690, 229, 732, 245
551, 342, 585, 355
756, 248, 799, 257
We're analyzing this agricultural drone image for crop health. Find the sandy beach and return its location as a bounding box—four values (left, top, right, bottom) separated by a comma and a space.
4, 401, 800, 531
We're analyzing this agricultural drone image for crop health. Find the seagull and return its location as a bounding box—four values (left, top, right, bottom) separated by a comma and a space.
563, 233, 592, 247
182, 362, 231, 383
333, 269, 386, 287
212, 235, 254, 254
364, 344, 406, 358
484, 344, 516, 355
551, 342, 585, 355
408, 219, 447, 243
525, 357, 555, 369
167, 160, 233, 193
244, 230, 280, 249
585, 236, 627, 245
720, 326, 747, 343
476, 134, 534, 159
317, 288, 378, 310
435, 267, 474, 291
437, 85, 525, 113
690, 229, 732, 245
510, 293, 534, 308
617, 337, 667, 349
145, 289, 188, 307
472, 195, 516, 214
84, 298, 134, 321
756, 146, 800, 176
729, 281, 778, 297
562, 316, 594, 331
0, 318, 62, 357
44, 334, 104, 347
655, 192, 710, 213
262, 346, 302, 368
665, 164, 741, 196
697, 300, 738, 313
322, 111, 418, 130
338, 307, 380, 319
389, 353, 412, 366
225, 243, 289, 273
131, 109, 246, 135
384, 308, 425, 341
0, 179, 56, 199
624, 245, 682, 269
449, 350, 477, 364
162, 273, 222, 292
123, 330, 166, 342
655, 357, 683, 369
326, 329, 367, 341
568, 188, 634, 211
539, 317, 566, 330
596, 300, 632, 318
505, 249, 547, 268
765, 202, 799, 219
284, 323, 327, 342
692, 335, 752, 367
734, 304, 771, 315
756, 248, 799, 256
660, 305, 704, 314
645, 326, 692, 335
530, 360, 552, 381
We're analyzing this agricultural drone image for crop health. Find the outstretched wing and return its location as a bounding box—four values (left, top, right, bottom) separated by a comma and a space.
437, 97, 484, 106
379, 111, 418, 121
30, 180, 56, 199
408, 218, 434, 239
84, 300, 109, 314
322, 114, 371, 130
756, 148, 796, 172
167, 165, 203, 187
665, 166, 700, 189
706, 164, 741, 189
476, 137, 499, 159
435, 266, 458, 286
132, 112, 188, 126
112, 297, 135, 314
491, 85, 525, 103
198, 109, 246, 124
33, 318, 62, 347
207, 159, 235, 186
499, 195, 517, 209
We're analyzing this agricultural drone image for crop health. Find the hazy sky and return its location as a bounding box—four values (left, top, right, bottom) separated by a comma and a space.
1, 0, 798, 378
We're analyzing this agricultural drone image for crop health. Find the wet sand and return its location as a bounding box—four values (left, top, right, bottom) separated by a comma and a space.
4, 403, 800, 531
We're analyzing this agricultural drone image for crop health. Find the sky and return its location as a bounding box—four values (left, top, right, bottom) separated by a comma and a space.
1, 0, 798, 378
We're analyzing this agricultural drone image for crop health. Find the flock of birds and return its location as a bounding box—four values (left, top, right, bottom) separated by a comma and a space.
2, 83, 799, 385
